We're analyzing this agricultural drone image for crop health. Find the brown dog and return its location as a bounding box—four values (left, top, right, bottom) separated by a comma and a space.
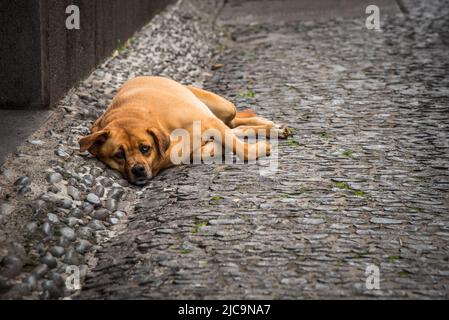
79, 76, 289, 185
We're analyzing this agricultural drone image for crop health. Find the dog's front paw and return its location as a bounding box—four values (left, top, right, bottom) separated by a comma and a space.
275, 124, 290, 139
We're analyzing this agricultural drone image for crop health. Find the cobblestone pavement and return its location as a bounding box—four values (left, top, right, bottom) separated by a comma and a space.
77, 0, 449, 299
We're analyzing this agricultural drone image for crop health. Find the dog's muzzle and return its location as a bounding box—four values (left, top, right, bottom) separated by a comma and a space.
130, 164, 150, 185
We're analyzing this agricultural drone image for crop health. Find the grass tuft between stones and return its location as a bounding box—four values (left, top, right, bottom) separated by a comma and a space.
237, 91, 256, 98
398, 270, 413, 278
388, 255, 400, 262
335, 181, 351, 190
342, 149, 353, 157
191, 222, 208, 234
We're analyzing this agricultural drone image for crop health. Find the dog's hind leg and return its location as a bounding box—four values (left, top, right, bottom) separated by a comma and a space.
186, 86, 237, 125
205, 119, 270, 161
232, 125, 289, 139
230, 112, 290, 139
187, 85, 290, 139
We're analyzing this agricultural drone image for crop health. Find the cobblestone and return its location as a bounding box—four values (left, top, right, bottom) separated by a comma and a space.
76, 0, 449, 299
1, 0, 449, 299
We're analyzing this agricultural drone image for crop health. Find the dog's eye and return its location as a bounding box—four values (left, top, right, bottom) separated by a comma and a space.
115, 150, 125, 160
140, 145, 150, 155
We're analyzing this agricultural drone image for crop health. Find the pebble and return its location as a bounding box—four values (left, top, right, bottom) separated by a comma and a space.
40, 252, 57, 269
110, 217, 119, 225
67, 186, 81, 201
86, 193, 101, 205
49, 246, 65, 258
108, 188, 125, 200
49, 271, 65, 288
105, 198, 118, 212
68, 217, 83, 227
91, 167, 103, 177
88, 219, 106, 230
93, 185, 105, 197
92, 209, 110, 221
42, 280, 62, 299
55, 148, 70, 159
60, 198, 73, 209
17, 186, 31, 195
59, 227, 76, 241
31, 199, 46, 214
28, 139, 45, 146
118, 179, 129, 187
14, 176, 31, 187
81, 203, 94, 215
41, 192, 72, 209
70, 208, 84, 218
31, 264, 49, 279
297, 218, 326, 225
47, 172, 63, 184
42, 222, 52, 236
64, 249, 81, 265
47, 185, 61, 193
47, 213, 60, 224
100, 177, 113, 187
9, 283, 31, 298
0, 168, 14, 181
0, 202, 14, 217
0, 275, 9, 291
25, 275, 37, 290
114, 211, 125, 219
25, 221, 38, 233
83, 174, 95, 186
77, 227, 94, 240
107, 170, 122, 179
76, 240, 92, 254
370, 217, 403, 224
9, 242, 27, 262
1, 255, 23, 278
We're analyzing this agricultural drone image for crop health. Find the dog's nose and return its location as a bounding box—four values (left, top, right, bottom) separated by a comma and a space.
131, 164, 146, 177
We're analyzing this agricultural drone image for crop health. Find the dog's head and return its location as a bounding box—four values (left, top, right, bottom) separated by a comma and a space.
79, 127, 170, 185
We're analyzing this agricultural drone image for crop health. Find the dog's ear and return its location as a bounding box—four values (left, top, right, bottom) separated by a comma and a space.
147, 128, 170, 157
79, 130, 110, 154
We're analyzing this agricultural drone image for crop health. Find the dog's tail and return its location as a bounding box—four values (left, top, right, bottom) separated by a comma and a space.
236, 108, 256, 118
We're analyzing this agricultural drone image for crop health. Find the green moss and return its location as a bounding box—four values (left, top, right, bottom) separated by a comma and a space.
196, 222, 208, 228
342, 150, 353, 157
399, 270, 412, 278
388, 255, 400, 262
237, 91, 256, 98
298, 186, 309, 194
210, 196, 224, 201
180, 249, 192, 254
286, 139, 301, 147
354, 190, 366, 197
313, 131, 331, 139
335, 181, 351, 190
191, 222, 208, 234
117, 38, 132, 53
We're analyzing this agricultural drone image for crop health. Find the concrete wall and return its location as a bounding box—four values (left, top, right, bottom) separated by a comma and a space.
0, 1, 43, 109
0, 0, 172, 109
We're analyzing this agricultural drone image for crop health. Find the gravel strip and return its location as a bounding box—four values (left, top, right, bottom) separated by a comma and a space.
0, 0, 222, 299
